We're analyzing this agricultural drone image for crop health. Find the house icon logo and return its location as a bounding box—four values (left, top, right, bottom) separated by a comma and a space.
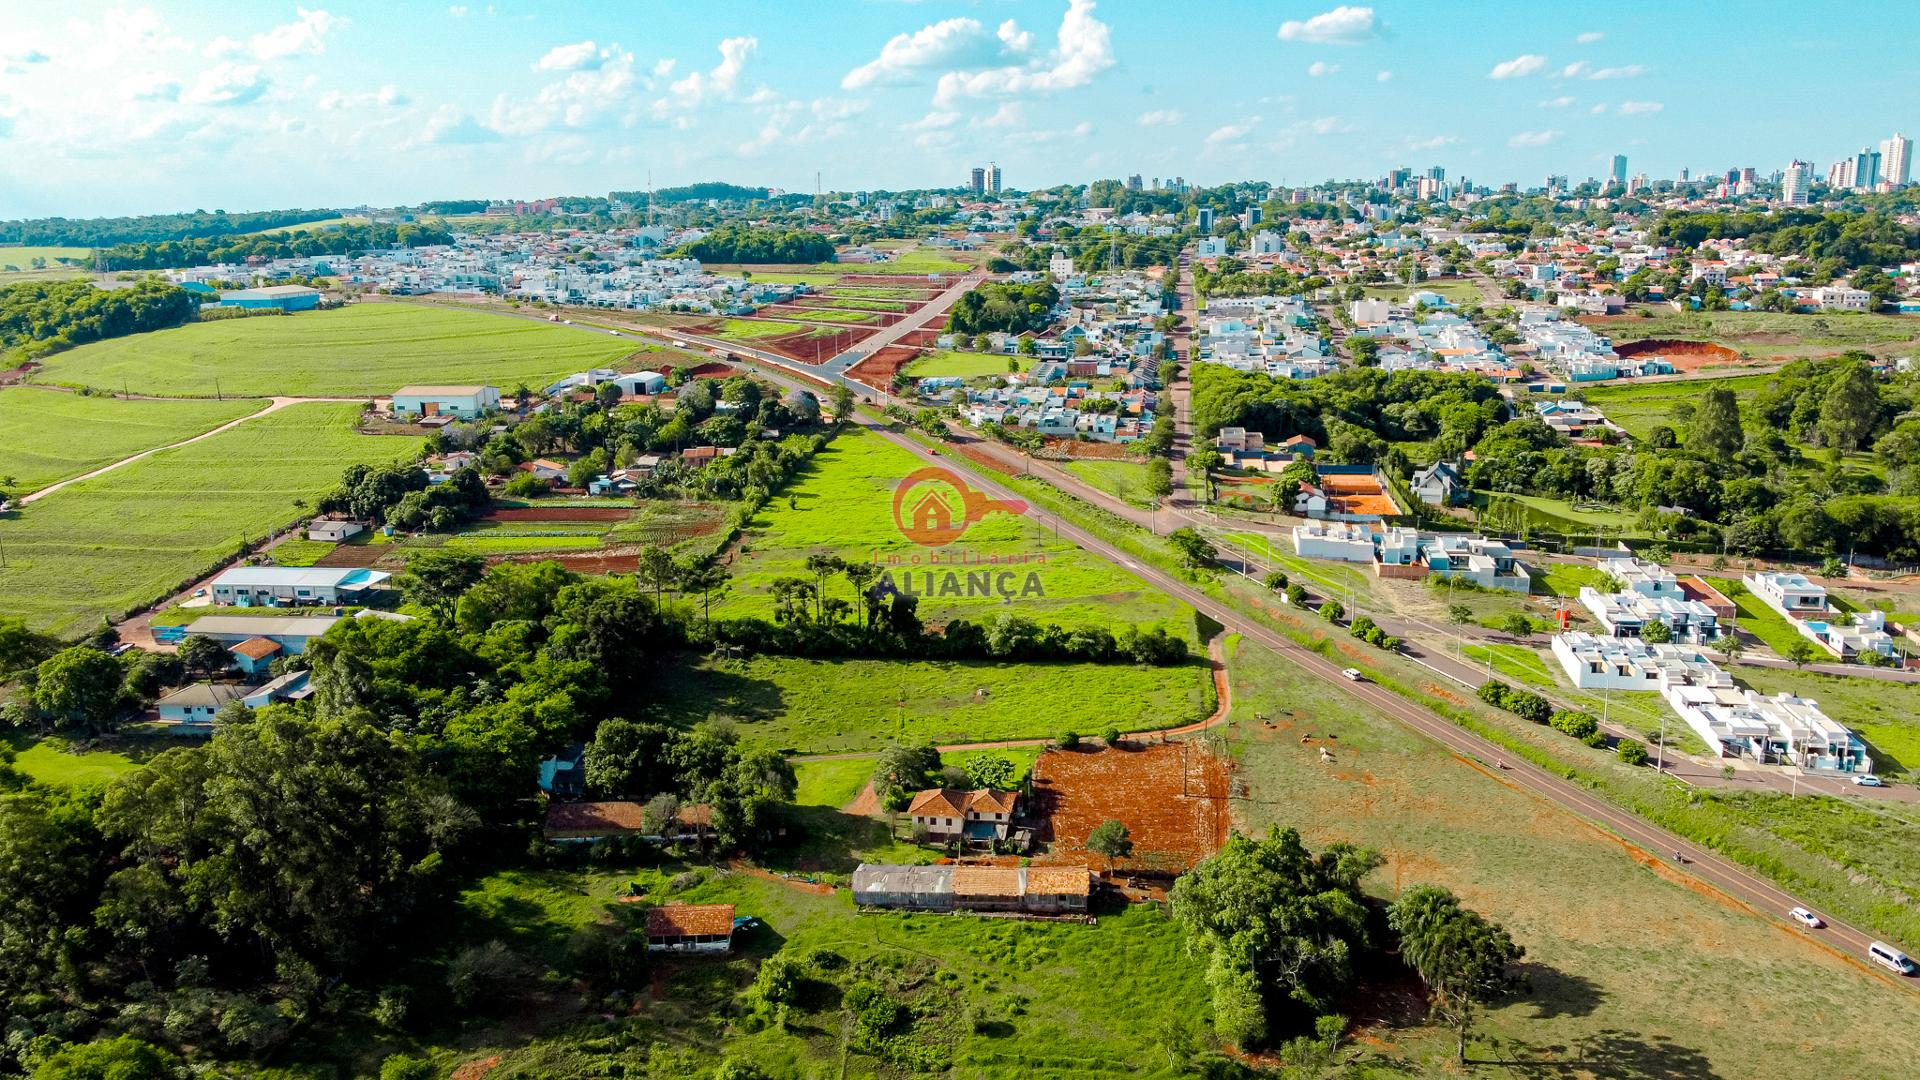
891, 466, 1027, 546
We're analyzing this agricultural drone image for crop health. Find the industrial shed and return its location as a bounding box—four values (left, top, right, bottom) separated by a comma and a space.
851, 864, 954, 911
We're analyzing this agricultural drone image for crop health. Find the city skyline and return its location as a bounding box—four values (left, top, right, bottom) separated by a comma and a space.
4, 1, 1920, 216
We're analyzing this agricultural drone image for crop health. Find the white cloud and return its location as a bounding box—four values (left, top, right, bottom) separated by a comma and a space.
841, 17, 990, 90
419, 105, 500, 145
996, 19, 1034, 53
1137, 108, 1182, 126
1277, 6, 1382, 45
121, 72, 181, 102
662, 36, 756, 110
1308, 61, 1339, 77
1539, 95, 1576, 108
1490, 54, 1547, 80
1407, 134, 1458, 151
1507, 129, 1562, 147
976, 102, 1024, 128
1586, 64, 1647, 80
736, 95, 866, 157
249, 8, 340, 62
1618, 100, 1664, 115
931, 0, 1115, 106
184, 63, 268, 106
534, 41, 604, 73
493, 42, 644, 134
904, 110, 960, 131
914, 129, 956, 150
1205, 117, 1259, 146
448, 5, 469, 15
1576, 31, 1604, 44
318, 84, 408, 110
1590, 104, 1608, 114
1376, 70, 1392, 82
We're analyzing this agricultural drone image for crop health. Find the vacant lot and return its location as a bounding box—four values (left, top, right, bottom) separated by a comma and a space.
1063, 459, 1156, 509
3, 735, 148, 788
0, 388, 263, 492
30, 303, 638, 397
1585, 308, 1920, 357
904, 350, 1020, 379
717, 427, 1194, 633
1031, 742, 1230, 873
0, 246, 92, 273
652, 653, 1213, 753
1223, 638, 1920, 1077
1581, 373, 1779, 441
0, 402, 418, 634
1735, 666, 1920, 776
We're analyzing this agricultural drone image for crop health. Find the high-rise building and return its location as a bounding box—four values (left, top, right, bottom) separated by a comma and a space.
1196, 207, 1215, 232
1125, 174, 1143, 191
1427, 165, 1445, 182
985, 162, 1002, 194
1738, 167, 1757, 185
1389, 167, 1412, 190
1679, 167, 1691, 182
1610, 154, 1628, 185
1627, 173, 1648, 195
969, 167, 985, 194
1854, 148, 1880, 191
1881, 133, 1912, 188
1782, 160, 1811, 206
1829, 159, 1855, 189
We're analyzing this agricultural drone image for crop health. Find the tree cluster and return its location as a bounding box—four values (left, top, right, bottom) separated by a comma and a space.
946, 281, 1059, 336
0, 208, 342, 247
97, 222, 453, 271
676, 226, 835, 264
0, 279, 199, 359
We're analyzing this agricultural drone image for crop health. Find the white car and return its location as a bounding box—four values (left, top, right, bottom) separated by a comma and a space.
1788, 906, 1825, 929
1341, 668, 1364, 682
1853, 774, 1886, 787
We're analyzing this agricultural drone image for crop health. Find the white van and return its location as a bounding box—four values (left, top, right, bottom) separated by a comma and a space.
1869, 941, 1916, 976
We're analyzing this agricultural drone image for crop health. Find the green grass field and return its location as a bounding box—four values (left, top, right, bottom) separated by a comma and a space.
1062, 459, 1156, 509
0, 246, 93, 272
904, 350, 1020, 379
794, 746, 1042, 808
0, 388, 264, 492
0, 402, 419, 634
1217, 530, 1374, 601
4, 735, 145, 788
1220, 637, 1920, 1077
1359, 278, 1485, 304
1580, 373, 1779, 441
237, 215, 369, 237
1733, 666, 1920, 776
766, 306, 880, 325
812, 296, 907, 312
1587, 308, 1920, 355
29, 303, 639, 398
716, 427, 1194, 633
1703, 576, 1808, 656
654, 653, 1212, 753
1535, 561, 1611, 598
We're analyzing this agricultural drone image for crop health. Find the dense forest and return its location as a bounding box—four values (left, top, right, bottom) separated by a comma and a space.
417, 199, 490, 215
0, 209, 342, 248
97, 222, 454, 270
675, 226, 835, 264
0, 279, 199, 360
947, 280, 1059, 335
1649, 209, 1920, 272
614, 182, 767, 205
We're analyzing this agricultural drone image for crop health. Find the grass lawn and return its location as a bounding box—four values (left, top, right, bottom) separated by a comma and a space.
1359, 278, 1484, 304
0, 246, 93, 272
0, 388, 263, 492
1580, 373, 1779, 440
1704, 576, 1807, 656
813, 297, 908, 312
379, 861, 1208, 1080
1062, 459, 1156, 510
1733, 666, 1920, 776
1218, 530, 1374, 601
266, 538, 336, 567
1536, 561, 1611, 598
825, 250, 970, 274
716, 427, 1194, 634
712, 318, 804, 339
903, 350, 1020, 379
0, 402, 420, 634
1462, 642, 1559, 688
1220, 637, 1920, 1077
652, 653, 1213, 754
1586, 308, 1920, 354
767, 306, 879, 325
237, 215, 369, 236
1482, 491, 1644, 537
4, 735, 144, 788
30, 303, 638, 398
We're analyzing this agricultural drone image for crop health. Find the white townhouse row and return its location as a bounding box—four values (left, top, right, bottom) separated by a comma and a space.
1744, 572, 1898, 660
1291, 522, 1531, 592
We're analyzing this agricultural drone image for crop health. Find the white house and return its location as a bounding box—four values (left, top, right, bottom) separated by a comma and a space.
1579, 586, 1721, 642
1744, 572, 1827, 616
611, 370, 667, 395
645, 903, 736, 953
306, 519, 365, 542
391, 384, 501, 420
207, 567, 392, 606
1291, 521, 1377, 564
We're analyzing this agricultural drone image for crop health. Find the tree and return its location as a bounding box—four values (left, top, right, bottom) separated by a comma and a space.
1714, 632, 1746, 664
1819, 357, 1881, 452
1447, 603, 1474, 625
1499, 612, 1534, 639
1388, 885, 1526, 1064
1616, 739, 1649, 766
1639, 619, 1672, 644
400, 549, 486, 620
32, 647, 126, 734
583, 718, 678, 799
1087, 819, 1134, 873
1318, 600, 1345, 623
1783, 637, 1819, 668
1143, 457, 1173, 499
1166, 528, 1215, 570
30, 1036, 178, 1080
1687, 387, 1745, 458
636, 546, 680, 609
829, 381, 855, 422
872, 743, 940, 809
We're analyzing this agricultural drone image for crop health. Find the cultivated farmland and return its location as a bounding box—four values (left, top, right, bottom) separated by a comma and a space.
653, 653, 1213, 753
28, 303, 641, 397
0, 401, 419, 634
715, 427, 1196, 634
0, 388, 263, 492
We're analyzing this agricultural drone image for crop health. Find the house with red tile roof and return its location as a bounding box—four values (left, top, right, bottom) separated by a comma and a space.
645, 903, 737, 953
907, 787, 1021, 842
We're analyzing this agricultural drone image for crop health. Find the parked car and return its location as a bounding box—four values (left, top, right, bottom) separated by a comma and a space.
1853, 774, 1885, 787
1341, 668, 1365, 682
1869, 941, 1917, 975
1788, 906, 1824, 929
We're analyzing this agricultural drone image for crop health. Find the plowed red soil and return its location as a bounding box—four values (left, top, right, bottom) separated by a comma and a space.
1030, 743, 1231, 874
1613, 338, 1743, 370
846, 345, 922, 392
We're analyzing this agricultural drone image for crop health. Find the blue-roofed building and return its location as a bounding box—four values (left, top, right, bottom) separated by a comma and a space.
538, 743, 587, 798
217, 284, 322, 311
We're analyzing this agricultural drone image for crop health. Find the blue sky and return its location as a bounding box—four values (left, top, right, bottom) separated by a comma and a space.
2, 1, 1916, 216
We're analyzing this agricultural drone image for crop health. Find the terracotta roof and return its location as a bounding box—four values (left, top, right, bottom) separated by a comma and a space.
907, 789, 967, 817
229, 636, 283, 660
952, 866, 1022, 898
676, 803, 713, 827
1024, 867, 1091, 897
646, 903, 736, 938
965, 789, 1017, 815
908, 788, 1017, 817
543, 800, 644, 837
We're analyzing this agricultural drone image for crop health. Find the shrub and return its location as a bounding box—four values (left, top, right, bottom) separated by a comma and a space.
1318, 600, 1345, 623
1617, 739, 1649, 766
1285, 584, 1309, 608
1264, 571, 1290, 591
380, 1055, 434, 1080
1475, 680, 1513, 707
1507, 691, 1552, 725
1550, 709, 1600, 743
1056, 730, 1081, 750
1101, 726, 1122, 746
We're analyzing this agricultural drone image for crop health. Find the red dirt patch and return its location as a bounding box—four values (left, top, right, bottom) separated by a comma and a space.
846, 345, 923, 392
484, 506, 632, 523
1030, 743, 1231, 875
504, 549, 640, 573
314, 543, 393, 568
451, 1056, 501, 1080
945, 438, 1021, 477
844, 781, 881, 816
1612, 338, 1747, 372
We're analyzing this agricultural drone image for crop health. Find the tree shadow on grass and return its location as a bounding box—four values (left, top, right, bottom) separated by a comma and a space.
1471, 1029, 1723, 1080
1517, 961, 1607, 1020
760, 803, 901, 876
646, 654, 788, 731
